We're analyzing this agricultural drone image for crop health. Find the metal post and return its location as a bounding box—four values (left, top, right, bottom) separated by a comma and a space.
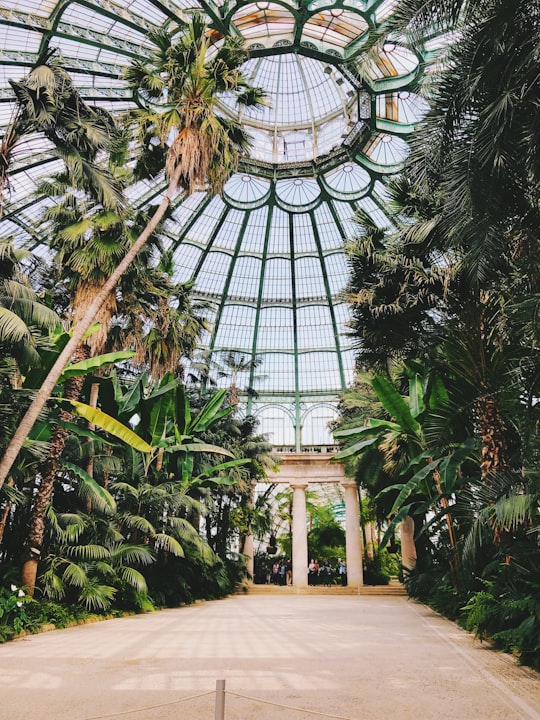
215, 679, 226, 720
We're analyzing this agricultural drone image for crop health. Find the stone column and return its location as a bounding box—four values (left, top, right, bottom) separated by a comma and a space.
242, 533, 254, 582
400, 515, 417, 572
342, 481, 363, 590
365, 522, 375, 561
291, 482, 308, 588
242, 481, 256, 583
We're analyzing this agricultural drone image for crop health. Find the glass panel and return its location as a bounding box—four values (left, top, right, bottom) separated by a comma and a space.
262, 258, 291, 300
228, 256, 262, 300
295, 257, 327, 301
292, 213, 317, 253
257, 352, 296, 393
297, 305, 335, 349
322, 252, 349, 296
255, 405, 295, 447
298, 352, 341, 392
302, 403, 338, 446
240, 207, 269, 253
212, 209, 245, 252
313, 204, 344, 251
194, 251, 232, 296
257, 307, 294, 351
213, 305, 256, 351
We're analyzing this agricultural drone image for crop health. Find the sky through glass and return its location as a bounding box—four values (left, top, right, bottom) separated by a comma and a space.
0, 0, 439, 448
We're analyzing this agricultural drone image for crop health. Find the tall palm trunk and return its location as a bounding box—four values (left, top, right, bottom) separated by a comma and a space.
0, 166, 182, 491
477, 396, 507, 481
20, 369, 86, 594
84, 381, 100, 508
0, 476, 14, 545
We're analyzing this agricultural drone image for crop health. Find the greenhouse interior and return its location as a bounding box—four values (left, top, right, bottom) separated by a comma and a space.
0, 0, 539, 693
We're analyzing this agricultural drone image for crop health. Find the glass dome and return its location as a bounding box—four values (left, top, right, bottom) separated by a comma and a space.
0, 0, 436, 448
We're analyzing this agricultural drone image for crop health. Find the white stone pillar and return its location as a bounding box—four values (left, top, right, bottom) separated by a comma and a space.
291, 482, 308, 588
242, 481, 256, 583
365, 522, 375, 561
400, 515, 417, 572
342, 481, 363, 590
242, 533, 254, 582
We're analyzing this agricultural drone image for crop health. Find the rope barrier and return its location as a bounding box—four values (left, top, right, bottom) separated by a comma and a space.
226, 690, 353, 719
82, 690, 214, 719
81, 681, 355, 720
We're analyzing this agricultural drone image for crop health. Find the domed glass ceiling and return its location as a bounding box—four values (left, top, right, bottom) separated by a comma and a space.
0, 0, 441, 448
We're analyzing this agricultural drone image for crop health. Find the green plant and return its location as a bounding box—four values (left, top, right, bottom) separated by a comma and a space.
0, 584, 31, 641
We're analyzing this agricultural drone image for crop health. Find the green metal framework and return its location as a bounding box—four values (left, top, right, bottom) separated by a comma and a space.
0, 0, 445, 448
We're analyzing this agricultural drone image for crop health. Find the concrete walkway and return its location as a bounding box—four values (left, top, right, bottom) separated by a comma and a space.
1, 594, 539, 720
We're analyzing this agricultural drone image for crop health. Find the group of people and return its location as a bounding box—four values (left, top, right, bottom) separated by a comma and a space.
309, 558, 347, 586
267, 557, 347, 586
271, 558, 292, 585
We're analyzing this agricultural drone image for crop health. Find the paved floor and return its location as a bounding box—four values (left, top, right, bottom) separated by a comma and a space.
1, 594, 539, 720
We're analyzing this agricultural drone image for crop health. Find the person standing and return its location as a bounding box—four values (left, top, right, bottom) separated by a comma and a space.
338, 557, 347, 586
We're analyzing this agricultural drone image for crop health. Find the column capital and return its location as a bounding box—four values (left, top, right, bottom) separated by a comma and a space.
341, 481, 358, 490
290, 481, 308, 490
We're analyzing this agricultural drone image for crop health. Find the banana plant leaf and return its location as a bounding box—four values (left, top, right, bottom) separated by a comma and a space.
165, 441, 234, 458
370, 375, 421, 436
57, 419, 117, 445
332, 435, 379, 460
58, 350, 135, 383
390, 458, 440, 514
190, 388, 232, 433
66, 400, 152, 453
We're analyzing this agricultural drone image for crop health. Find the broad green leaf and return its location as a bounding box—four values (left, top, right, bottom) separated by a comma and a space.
333, 421, 398, 439
391, 458, 440, 514
175, 384, 189, 437
143, 391, 174, 447
428, 376, 449, 411
197, 458, 250, 479
57, 420, 116, 446
119, 374, 143, 416
379, 505, 413, 550
332, 435, 379, 460
190, 389, 230, 433
67, 400, 152, 453
58, 350, 135, 383
166, 441, 234, 458
370, 376, 421, 436
438, 438, 478, 494
408, 373, 425, 418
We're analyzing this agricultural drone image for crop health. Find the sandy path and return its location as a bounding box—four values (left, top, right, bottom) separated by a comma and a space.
1, 594, 538, 720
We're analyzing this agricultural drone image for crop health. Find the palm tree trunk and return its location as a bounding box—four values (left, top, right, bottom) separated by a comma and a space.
20, 372, 86, 595
0, 476, 14, 544
85, 381, 100, 511
478, 396, 507, 480
0, 167, 182, 490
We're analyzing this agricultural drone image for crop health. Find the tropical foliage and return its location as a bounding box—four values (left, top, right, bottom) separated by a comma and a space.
333, 0, 540, 669
0, 19, 275, 634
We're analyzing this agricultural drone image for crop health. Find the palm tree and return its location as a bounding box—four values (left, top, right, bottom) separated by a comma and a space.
212, 351, 265, 406
0, 238, 59, 372
0, 14, 266, 489
0, 49, 122, 215
0, 239, 60, 552
19, 169, 210, 592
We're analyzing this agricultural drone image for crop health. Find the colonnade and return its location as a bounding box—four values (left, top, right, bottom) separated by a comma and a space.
290, 479, 363, 590
245, 453, 364, 591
